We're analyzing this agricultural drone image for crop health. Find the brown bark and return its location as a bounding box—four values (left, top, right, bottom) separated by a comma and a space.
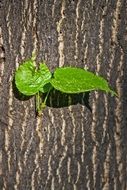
0, 0, 127, 189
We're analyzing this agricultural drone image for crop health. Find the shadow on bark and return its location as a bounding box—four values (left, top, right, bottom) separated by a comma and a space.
13, 78, 92, 112
46, 89, 92, 111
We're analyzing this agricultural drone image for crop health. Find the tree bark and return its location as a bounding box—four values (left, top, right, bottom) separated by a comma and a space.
0, 0, 127, 189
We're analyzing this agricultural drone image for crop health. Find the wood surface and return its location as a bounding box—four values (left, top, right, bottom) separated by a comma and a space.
0, 0, 127, 189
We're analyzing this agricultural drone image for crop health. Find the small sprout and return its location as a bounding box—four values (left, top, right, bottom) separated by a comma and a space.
14, 55, 117, 115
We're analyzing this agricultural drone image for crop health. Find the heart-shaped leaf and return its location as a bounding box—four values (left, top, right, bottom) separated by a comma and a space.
15, 60, 52, 96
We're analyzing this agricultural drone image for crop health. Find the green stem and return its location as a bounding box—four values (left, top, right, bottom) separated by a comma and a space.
41, 88, 51, 109
44, 89, 50, 105
36, 88, 51, 115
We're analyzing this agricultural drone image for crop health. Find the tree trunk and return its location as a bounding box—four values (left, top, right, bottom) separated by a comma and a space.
0, 0, 127, 189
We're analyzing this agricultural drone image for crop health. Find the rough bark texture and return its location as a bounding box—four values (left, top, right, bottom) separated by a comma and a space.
0, 0, 127, 189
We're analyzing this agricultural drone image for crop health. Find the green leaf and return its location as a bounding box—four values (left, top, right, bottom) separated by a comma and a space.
39, 83, 53, 93
50, 67, 117, 96
15, 60, 52, 96
38, 63, 52, 93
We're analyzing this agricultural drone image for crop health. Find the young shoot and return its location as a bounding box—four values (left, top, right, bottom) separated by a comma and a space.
14, 55, 117, 115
